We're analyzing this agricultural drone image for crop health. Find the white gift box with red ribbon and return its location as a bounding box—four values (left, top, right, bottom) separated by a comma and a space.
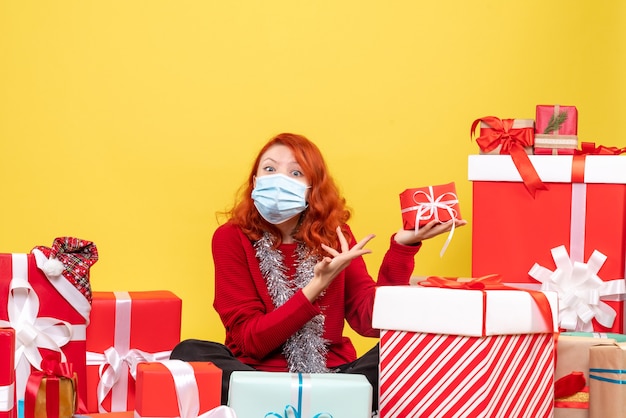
373, 285, 558, 418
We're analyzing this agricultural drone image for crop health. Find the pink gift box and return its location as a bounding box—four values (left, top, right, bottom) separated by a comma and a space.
0, 328, 16, 418
536, 105, 578, 136
85, 291, 182, 413
0, 253, 90, 408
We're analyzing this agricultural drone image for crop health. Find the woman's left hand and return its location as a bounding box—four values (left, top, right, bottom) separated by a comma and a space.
394, 218, 468, 246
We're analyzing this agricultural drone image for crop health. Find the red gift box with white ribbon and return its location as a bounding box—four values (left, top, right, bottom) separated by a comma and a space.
0, 250, 92, 411
134, 361, 222, 418
399, 182, 461, 256
372, 279, 558, 418
469, 154, 626, 332
0, 328, 16, 418
85, 291, 182, 413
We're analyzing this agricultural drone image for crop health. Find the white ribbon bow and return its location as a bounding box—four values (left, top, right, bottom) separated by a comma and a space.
87, 347, 172, 412
0, 254, 74, 401
528, 245, 626, 331
400, 186, 459, 257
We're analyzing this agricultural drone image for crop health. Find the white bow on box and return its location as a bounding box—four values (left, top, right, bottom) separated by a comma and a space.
529, 245, 626, 331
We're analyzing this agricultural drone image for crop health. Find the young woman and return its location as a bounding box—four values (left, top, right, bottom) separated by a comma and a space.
171, 132, 466, 412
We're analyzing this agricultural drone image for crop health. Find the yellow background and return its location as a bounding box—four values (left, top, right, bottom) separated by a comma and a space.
1, 1, 625, 355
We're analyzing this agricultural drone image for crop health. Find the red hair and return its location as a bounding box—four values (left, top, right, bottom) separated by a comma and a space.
226, 133, 351, 251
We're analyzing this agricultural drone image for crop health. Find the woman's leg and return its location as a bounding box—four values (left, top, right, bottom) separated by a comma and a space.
335, 343, 379, 412
170, 339, 256, 404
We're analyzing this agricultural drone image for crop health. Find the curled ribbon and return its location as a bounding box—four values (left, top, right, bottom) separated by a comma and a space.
400, 186, 459, 257
0, 254, 74, 403
528, 245, 625, 332
577, 142, 626, 155
264, 373, 333, 418
418, 274, 554, 336
471, 116, 547, 197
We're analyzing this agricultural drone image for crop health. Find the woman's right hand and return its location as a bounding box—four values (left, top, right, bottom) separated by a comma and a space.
302, 226, 375, 302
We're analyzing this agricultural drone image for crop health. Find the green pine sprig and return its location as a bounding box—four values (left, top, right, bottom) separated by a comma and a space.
543, 110, 569, 134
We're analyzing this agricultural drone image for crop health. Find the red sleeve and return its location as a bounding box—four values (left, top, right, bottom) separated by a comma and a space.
343, 229, 421, 337
212, 223, 320, 361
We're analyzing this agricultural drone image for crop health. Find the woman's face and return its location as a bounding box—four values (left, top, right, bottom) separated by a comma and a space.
256, 144, 310, 187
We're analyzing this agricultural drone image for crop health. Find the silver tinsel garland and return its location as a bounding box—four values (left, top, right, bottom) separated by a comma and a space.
255, 232, 330, 373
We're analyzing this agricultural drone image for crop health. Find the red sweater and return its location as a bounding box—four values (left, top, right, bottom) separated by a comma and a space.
212, 222, 421, 371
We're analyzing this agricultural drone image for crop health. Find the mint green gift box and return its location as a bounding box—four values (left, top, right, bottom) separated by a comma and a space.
227, 372, 372, 418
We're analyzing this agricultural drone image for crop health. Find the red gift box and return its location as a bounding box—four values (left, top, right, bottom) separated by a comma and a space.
134, 361, 221, 418
85, 291, 182, 413
399, 182, 461, 256
1, 328, 16, 418
469, 154, 626, 333
0, 252, 91, 409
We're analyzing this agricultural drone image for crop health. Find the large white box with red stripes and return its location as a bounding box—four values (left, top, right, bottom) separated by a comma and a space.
372, 282, 559, 418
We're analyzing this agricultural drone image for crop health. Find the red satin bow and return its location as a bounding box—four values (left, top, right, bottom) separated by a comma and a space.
577, 142, 626, 155
471, 117, 547, 197
419, 275, 554, 336
554, 371, 586, 399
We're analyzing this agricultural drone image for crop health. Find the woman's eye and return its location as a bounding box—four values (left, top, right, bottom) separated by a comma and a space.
291, 170, 303, 177
263, 166, 275, 172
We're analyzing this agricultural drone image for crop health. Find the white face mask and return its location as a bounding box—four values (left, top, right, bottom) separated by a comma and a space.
251, 174, 309, 224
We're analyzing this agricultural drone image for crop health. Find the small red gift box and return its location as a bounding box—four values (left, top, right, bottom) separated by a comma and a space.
469, 154, 626, 332
0, 246, 94, 409
23, 359, 79, 418
134, 361, 221, 418
0, 328, 16, 418
399, 182, 461, 229
85, 291, 182, 413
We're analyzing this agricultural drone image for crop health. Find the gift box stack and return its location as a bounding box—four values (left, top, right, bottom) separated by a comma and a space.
373, 278, 559, 418
469, 105, 626, 417
0, 238, 98, 418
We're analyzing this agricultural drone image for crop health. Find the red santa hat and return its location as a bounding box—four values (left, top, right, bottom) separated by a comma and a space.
32, 237, 99, 303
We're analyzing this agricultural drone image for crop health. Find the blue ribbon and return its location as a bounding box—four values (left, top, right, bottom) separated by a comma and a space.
589, 368, 626, 385
264, 373, 333, 418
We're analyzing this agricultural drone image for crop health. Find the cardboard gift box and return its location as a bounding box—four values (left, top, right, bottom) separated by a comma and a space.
228, 371, 372, 418
0, 247, 94, 411
134, 361, 221, 418
469, 154, 626, 333
589, 341, 626, 418
399, 182, 461, 257
23, 360, 78, 418
471, 116, 547, 196
0, 329, 16, 418
372, 280, 558, 418
85, 291, 182, 413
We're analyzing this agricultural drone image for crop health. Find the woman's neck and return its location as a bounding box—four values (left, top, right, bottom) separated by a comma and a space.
275, 216, 300, 243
